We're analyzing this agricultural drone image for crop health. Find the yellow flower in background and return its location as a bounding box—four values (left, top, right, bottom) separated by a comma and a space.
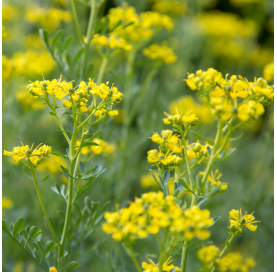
107, 3, 173, 43
2, 4, 19, 23
25, 7, 72, 30
249, 46, 274, 68
2, 26, 8, 40
169, 96, 214, 124
16, 91, 45, 110
240, 258, 256, 272
197, 245, 219, 264
229, 209, 259, 233
12, 262, 23, 272
219, 252, 242, 272
24, 34, 44, 50
49, 267, 58, 272
151, 0, 188, 15
37, 155, 67, 174
237, 101, 264, 122
198, 11, 257, 61
263, 62, 274, 82
3, 51, 55, 80
91, 138, 115, 156
92, 34, 132, 51
140, 172, 159, 189
199, 169, 228, 190
2, 197, 14, 210
143, 43, 177, 64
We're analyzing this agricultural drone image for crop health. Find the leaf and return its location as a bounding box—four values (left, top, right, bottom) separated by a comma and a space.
207, 216, 221, 228
197, 197, 207, 207
51, 184, 61, 195
60, 165, 72, 178
49, 112, 56, 116
57, 130, 73, 134
229, 132, 244, 142
43, 241, 59, 256
51, 151, 68, 159
81, 142, 99, 147
178, 179, 196, 196
13, 218, 25, 236
191, 131, 214, 144
2, 220, 10, 235
62, 261, 80, 270
62, 35, 74, 53
22, 168, 33, 181
73, 47, 85, 64
149, 169, 162, 187
215, 148, 236, 164
108, 19, 122, 33
163, 171, 170, 187
207, 146, 212, 157
39, 29, 49, 48
89, 130, 102, 139
51, 29, 64, 47
100, 17, 110, 34
38, 175, 49, 184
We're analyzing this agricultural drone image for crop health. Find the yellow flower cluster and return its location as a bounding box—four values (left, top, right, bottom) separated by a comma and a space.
163, 110, 199, 127
102, 191, 213, 242
142, 257, 180, 272
37, 155, 67, 174
16, 91, 45, 110
185, 68, 274, 122
3, 51, 55, 80
27, 78, 123, 117
4, 143, 52, 165
229, 209, 259, 233
2, 26, 8, 40
151, 0, 188, 15
198, 11, 257, 60
186, 140, 211, 161
25, 7, 72, 30
107, 3, 173, 43
263, 62, 274, 82
2, 197, 14, 210
199, 169, 228, 190
197, 245, 256, 272
2, 4, 19, 23
147, 149, 182, 168
92, 34, 132, 51
76, 138, 115, 156
169, 96, 214, 124
143, 43, 177, 64
140, 172, 160, 189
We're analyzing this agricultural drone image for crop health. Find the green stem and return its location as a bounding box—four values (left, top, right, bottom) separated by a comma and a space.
96, 57, 108, 85
200, 119, 223, 186
126, 244, 142, 272
180, 157, 205, 178
59, 132, 77, 260
210, 234, 236, 272
128, 67, 157, 124
70, 0, 84, 44
181, 241, 188, 272
81, 0, 96, 80
30, 167, 59, 243
181, 128, 196, 206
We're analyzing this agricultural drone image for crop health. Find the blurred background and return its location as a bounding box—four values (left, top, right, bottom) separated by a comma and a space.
2, 0, 274, 271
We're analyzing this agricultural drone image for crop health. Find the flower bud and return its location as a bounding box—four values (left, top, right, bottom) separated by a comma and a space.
190, 117, 199, 126
193, 141, 201, 152
68, 87, 75, 95
42, 82, 48, 88
173, 156, 182, 166
256, 77, 267, 87
173, 114, 182, 125
25, 149, 32, 157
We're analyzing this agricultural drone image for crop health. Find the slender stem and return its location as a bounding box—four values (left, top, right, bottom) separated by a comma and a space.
88, 113, 107, 126
181, 241, 188, 272
200, 119, 223, 186
210, 234, 236, 272
181, 128, 196, 206
128, 67, 157, 124
70, 0, 84, 44
81, 0, 96, 79
96, 57, 108, 85
30, 167, 59, 243
180, 157, 205, 178
44, 93, 70, 145
125, 244, 142, 272
59, 132, 77, 259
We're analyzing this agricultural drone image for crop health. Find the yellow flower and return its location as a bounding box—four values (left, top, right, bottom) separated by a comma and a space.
197, 245, 219, 264
229, 209, 259, 233
62, 100, 72, 108
151, 0, 188, 15
2, 197, 14, 210
108, 110, 118, 116
263, 62, 274, 82
49, 268, 57, 272
4, 143, 51, 165
140, 172, 159, 189
143, 43, 177, 64
237, 101, 264, 122
142, 257, 180, 272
